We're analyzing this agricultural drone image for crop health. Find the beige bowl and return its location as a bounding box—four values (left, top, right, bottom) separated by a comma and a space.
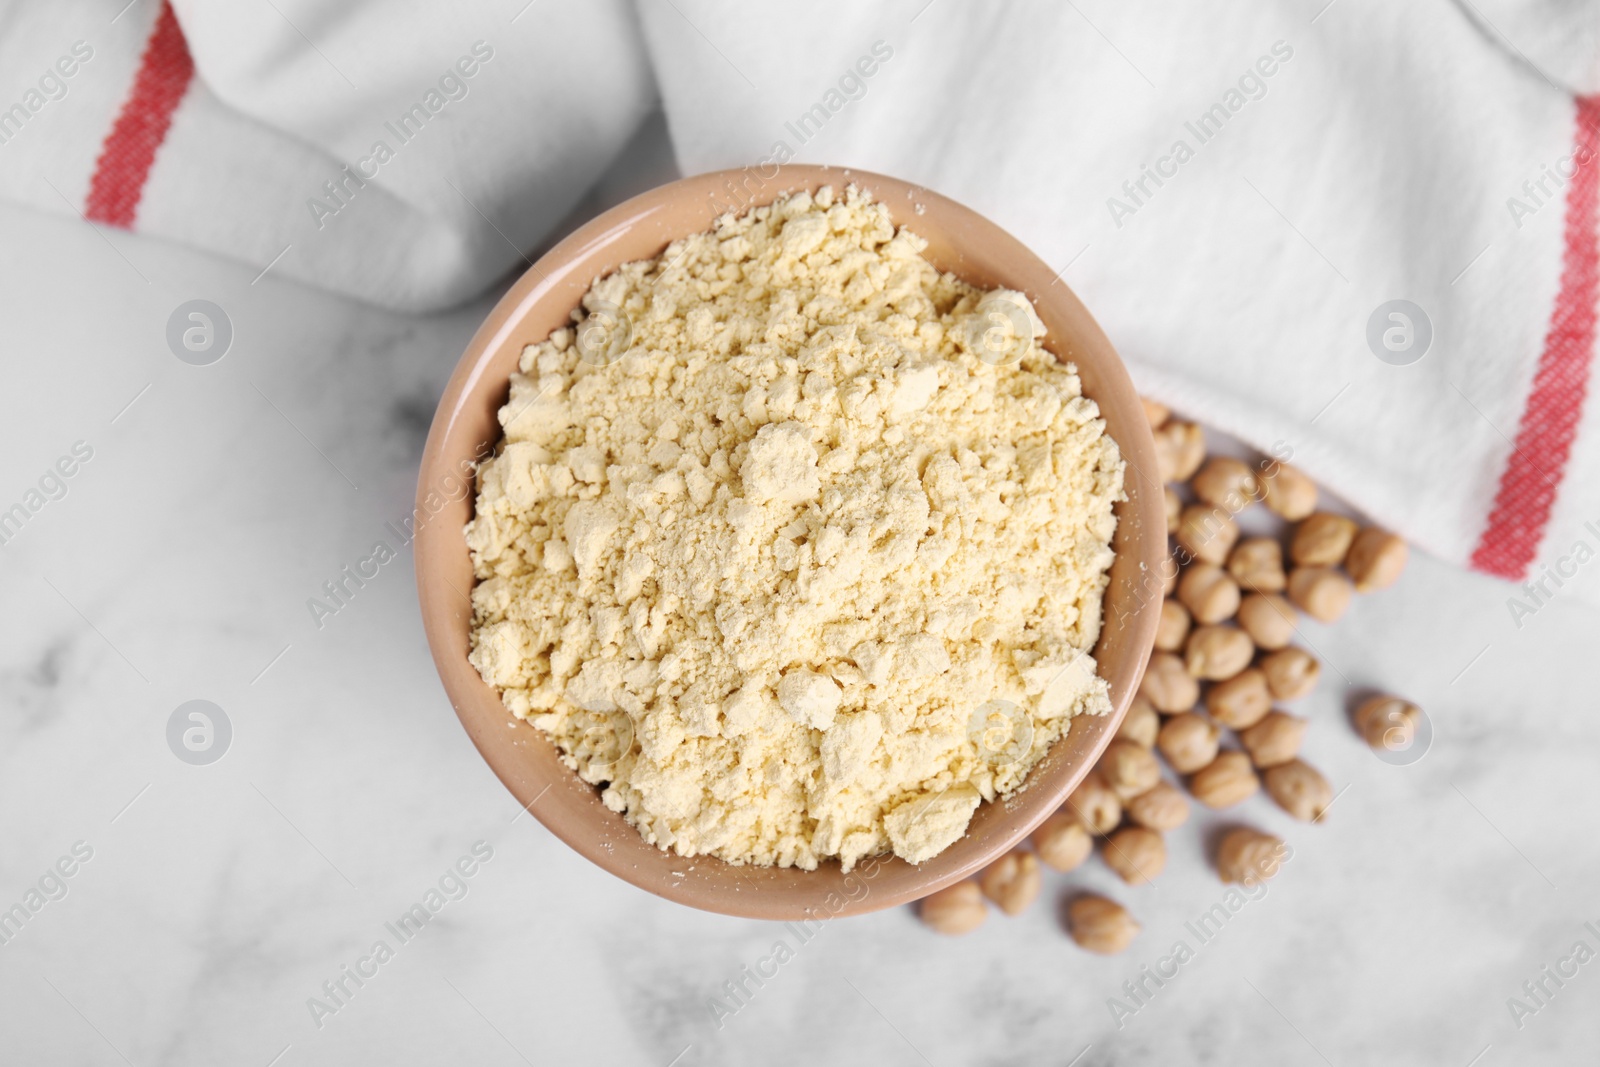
415, 165, 1162, 920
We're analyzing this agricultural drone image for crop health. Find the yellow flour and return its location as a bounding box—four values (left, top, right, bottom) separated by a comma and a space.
466, 186, 1124, 870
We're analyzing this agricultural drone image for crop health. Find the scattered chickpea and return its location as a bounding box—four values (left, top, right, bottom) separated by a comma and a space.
1125, 781, 1191, 831
1066, 769, 1123, 834
1165, 486, 1182, 535
1033, 812, 1094, 872
1157, 712, 1221, 774
1177, 504, 1241, 566
1346, 527, 1408, 592
1154, 421, 1206, 483
1177, 563, 1241, 624
1067, 894, 1140, 955
1287, 566, 1354, 623
1228, 537, 1287, 593
1206, 667, 1271, 729
1142, 397, 1170, 429
1140, 652, 1200, 713
1154, 599, 1192, 652
1260, 647, 1321, 700
1100, 739, 1162, 800
1185, 624, 1254, 680
1237, 593, 1297, 650
1352, 694, 1421, 752
1117, 696, 1161, 748
1103, 827, 1167, 886
919, 880, 987, 935
979, 850, 1042, 916
1162, 550, 1180, 595
1215, 828, 1288, 886
1192, 457, 1261, 513
1239, 711, 1308, 768
1290, 512, 1358, 567
1263, 759, 1334, 821
1189, 751, 1260, 808
1259, 462, 1318, 520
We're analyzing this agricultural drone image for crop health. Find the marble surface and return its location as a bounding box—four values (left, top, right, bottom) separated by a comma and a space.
3, 129, 1600, 1067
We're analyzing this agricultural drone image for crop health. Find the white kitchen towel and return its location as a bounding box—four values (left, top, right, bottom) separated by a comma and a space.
2, 0, 1599, 614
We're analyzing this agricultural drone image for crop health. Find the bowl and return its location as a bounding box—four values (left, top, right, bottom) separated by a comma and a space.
415, 164, 1163, 920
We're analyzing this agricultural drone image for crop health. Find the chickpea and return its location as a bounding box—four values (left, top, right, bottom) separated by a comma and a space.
1189, 751, 1260, 808
1066, 769, 1122, 834
1185, 624, 1254, 680
1117, 696, 1161, 748
1154, 420, 1206, 483
1165, 486, 1182, 535
1067, 894, 1140, 954
1237, 593, 1297, 650
1177, 563, 1241, 624
1162, 549, 1180, 595
1260, 647, 1320, 700
920, 880, 987, 935
1215, 827, 1287, 886
1176, 504, 1241, 566
1142, 396, 1170, 429
1287, 566, 1354, 623
1140, 652, 1199, 713
1346, 527, 1408, 592
1033, 812, 1093, 872
1103, 827, 1167, 886
1259, 461, 1317, 520
1228, 537, 1286, 593
1239, 711, 1307, 768
1155, 599, 1191, 652
1100, 739, 1162, 800
1192, 457, 1261, 513
979, 850, 1042, 916
1206, 667, 1271, 729
1157, 712, 1220, 774
1352, 694, 1421, 752
1263, 759, 1334, 821
1125, 781, 1190, 831
1290, 512, 1358, 567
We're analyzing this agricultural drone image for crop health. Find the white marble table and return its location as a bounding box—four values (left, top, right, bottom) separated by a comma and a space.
2, 138, 1597, 1067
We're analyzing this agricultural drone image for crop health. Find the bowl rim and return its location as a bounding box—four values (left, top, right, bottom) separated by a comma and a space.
415, 164, 1163, 919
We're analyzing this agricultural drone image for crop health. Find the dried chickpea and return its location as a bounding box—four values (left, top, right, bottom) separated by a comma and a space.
1177, 563, 1241, 624
1260, 647, 1320, 700
1215, 828, 1287, 885
1189, 751, 1260, 809
1263, 759, 1334, 821
1346, 528, 1408, 592
1176, 504, 1241, 566
1352, 694, 1421, 751
1157, 712, 1221, 774
1259, 461, 1317, 520
1185, 624, 1254, 680
1237, 593, 1296, 650
1161, 550, 1179, 595
1290, 512, 1358, 567
1067, 894, 1140, 954
1103, 827, 1167, 886
1117, 696, 1161, 748
1125, 781, 1190, 831
1100, 739, 1162, 800
1206, 667, 1271, 729
1287, 566, 1354, 623
1140, 651, 1199, 713
979, 850, 1042, 916
1033, 812, 1094, 872
1155, 599, 1191, 652
1192, 457, 1261, 513
1154, 420, 1206, 483
920, 880, 987, 935
1165, 486, 1182, 535
1066, 769, 1122, 834
1142, 396, 1170, 429
1239, 711, 1307, 768
1228, 537, 1286, 593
